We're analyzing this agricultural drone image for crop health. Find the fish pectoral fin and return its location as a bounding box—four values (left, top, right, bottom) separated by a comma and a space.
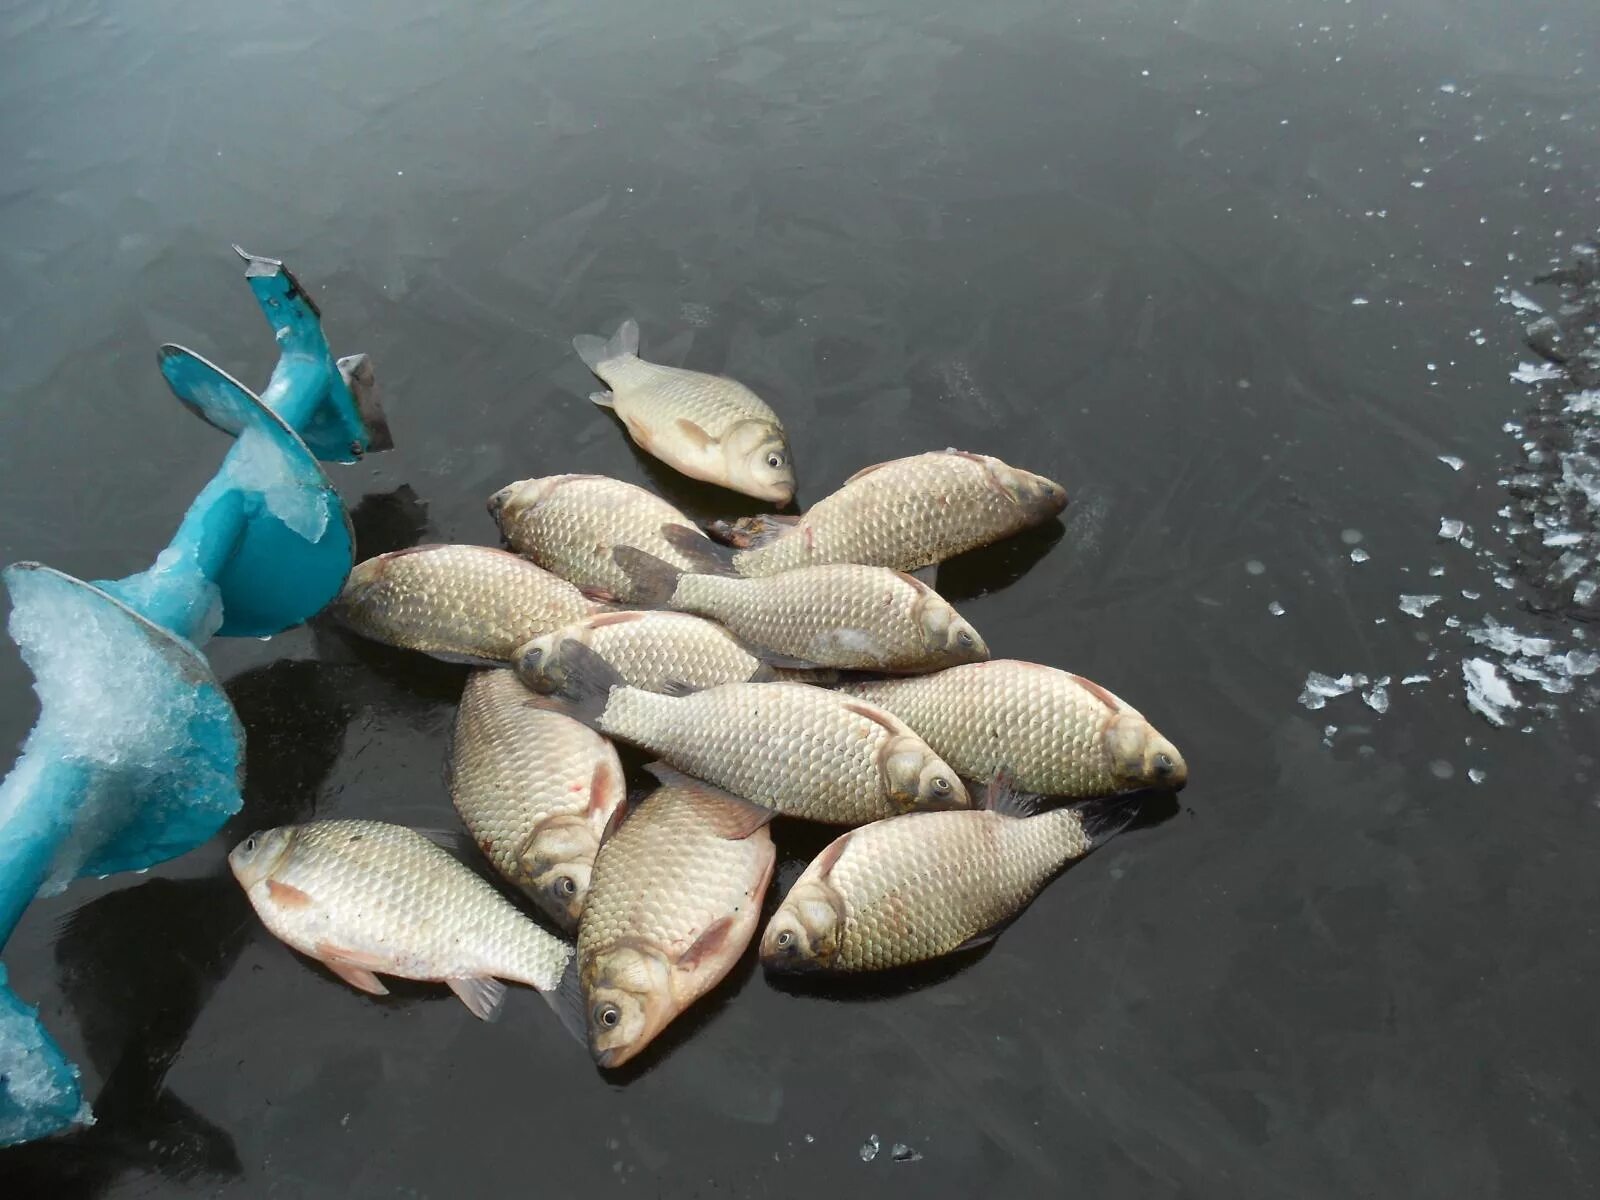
673, 417, 719, 452
589, 390, 616, 409
952, 925, 1009, 955
705, 513, 799, 550
426, 649, 509, 668
810, 831, 853, 879
265, 879, 314, 909
447, 976, 508, 1021
542, 958, 589, 1047
677, 916, 737, 972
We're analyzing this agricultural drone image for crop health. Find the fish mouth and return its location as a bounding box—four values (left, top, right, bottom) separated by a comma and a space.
485, 485, 514, 523
592, 1043, 634, 1070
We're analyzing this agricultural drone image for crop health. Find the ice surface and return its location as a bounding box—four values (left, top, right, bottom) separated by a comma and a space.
226, 423, 330, 542
1462, 658, 1518, 726
859, 1135, 880, 1162
1438, 518, 1465, 540
1398, 594, 1442, 617
1438, 456, 1464, 471
0, 567, 241, 892
1298, 672, 1368, 710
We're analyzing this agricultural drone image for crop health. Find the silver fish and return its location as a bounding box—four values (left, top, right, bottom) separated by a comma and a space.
573, 319, 795, 504
555, 643, 970, 824
514, 610, 776, 695
713, 449, 1068, 576
230, 819, 572, 1018
834, 660, 1187, 797
328, 544, 596, 664
487, 473, 724, 602
614, 538, 988, 672
578, 765, 774, 1067
448, 670, 627, 931
760, 796, 1110, 973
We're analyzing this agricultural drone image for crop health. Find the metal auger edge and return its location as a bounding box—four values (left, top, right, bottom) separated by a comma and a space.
0, 248, 392, 1146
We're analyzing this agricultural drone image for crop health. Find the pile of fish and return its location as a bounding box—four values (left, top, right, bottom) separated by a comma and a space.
231, 321, 1189, 1068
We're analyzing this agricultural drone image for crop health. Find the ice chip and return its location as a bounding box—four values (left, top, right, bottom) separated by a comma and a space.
1468, 768, 1486, 784
1349, 548, 1370, 564
1438, 518, 1465, 540
1362, 684, 1390, 714
1510, 361, 1563, 384
891, 1144, 923, 1163
1298, 672, 1363, 710
1437, 456, 1464, 471
1401, 673, 1431, 685
1462, 658, 1518, 726
1562, 650, 1600, 677
1398, 594, 1442, 618
860, 1135, 880, 1163
1466, 616, 1552, 658
1268, 601, 1285, 616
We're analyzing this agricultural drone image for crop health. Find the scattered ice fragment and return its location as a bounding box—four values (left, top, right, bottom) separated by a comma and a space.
1351, 297, 1369, 306
1362, 681, 1390, 713
805, 1135, 815, 1144
1401, 673, 1431, 685
1323, 724, 1337, 744
1426, 362, 1437, 372
1575, 579, 1597, 606
1567, 390, 1600, 416
1461, 589, 1481, 600
1429, 760, 1455, 780
1410, 180, 1425, 189
1462, 658, 1519, 726
1468, 768, 1486, 784
1466, 616, 1552, 657
1268, 601, 1285, 616
1502, 290, 1542, 313
1298, 671, 1367, 710
1350, 548, 1370, 564
1510, 361, 1563, 384
1562, 650, 1600, 676
1340, 529, 1365, 546
891, 1144, 923, 1163
1398, 594, 1442, 617
1543, 531, 1585, 547
1438, 518, 1464, 540
1429, 565, 1446, 577
1437, 456, 1464, 471
860, 1135, 881, 1162
1245, 560, 1266, 576
1439, 82, 1458, 94
1561, 453, 1600, 513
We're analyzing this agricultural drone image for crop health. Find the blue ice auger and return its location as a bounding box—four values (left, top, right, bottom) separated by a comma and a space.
0, 248, 391, 1146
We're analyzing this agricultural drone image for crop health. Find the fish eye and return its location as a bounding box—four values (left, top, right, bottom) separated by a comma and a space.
525, 647, 543, 664
956, 630, 974, 647
776, 930, 793, 949
931, 776, 950, 794
1155, 753, 1174, 774
597, 1003, 621, 1029
556, 876, 577, 897
243, 835, 257, 853
765, 452, 785, 469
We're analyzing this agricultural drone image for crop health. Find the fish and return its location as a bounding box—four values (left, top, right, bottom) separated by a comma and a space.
229, 819, 572, 1018
486, 473, 724, 602
553, 642, 970, 823
448, 669, 627, 931
327, 544, 597, 664
709, 449, 1068, 576
572, 318, 795, 504
577, 764, 775, 1068
760, 789, 1129, 973
833, 660, 1187, 798
514, 610, 778, 695
612, 535, 989, 672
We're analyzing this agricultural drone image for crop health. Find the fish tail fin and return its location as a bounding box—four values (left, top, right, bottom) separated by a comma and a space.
612, 545, 685, 605
661, 522, 737, 575
572, 318, 640, 371
1074, 793, 1146, 846
542, 957, 589, 1047
706, 513, 800, 550
547, 641, 628, 726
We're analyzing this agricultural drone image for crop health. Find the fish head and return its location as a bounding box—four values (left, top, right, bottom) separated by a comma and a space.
723, 421, 796, 506
227, 826, 297, 889
485, 477, 548, 528
759, 879, 845, 971
1105, 712, 1188, 792
989, 460, 1069, 520
881, 735, 969, 812
517, 814, 602, 933
512, 631, 574, 694
585, 942, 674, 1068
912, 590, 989, 664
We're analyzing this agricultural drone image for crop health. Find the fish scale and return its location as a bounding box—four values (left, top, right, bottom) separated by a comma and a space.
766, 807, 1090, 972
596, 682, 966, 823
728, 450, 1068, 576
234, 820, 571, 992
835, 659, 1186, 797
449, 670, 624, 928
329, 544, 594, 663
489, 474, 714, 601
601, 358, 770, 431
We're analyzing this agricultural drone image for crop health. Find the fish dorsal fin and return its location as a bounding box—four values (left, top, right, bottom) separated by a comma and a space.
842, 459, 896, 485
674, 418, 719, 452
1067, 673, 1123, 712
677, 916, 736, 971
643, 763, 775, 838
810, 831, 854, 879
891, 569, 937, 597
585, 610, 648, 630
839, 699, 909, 737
